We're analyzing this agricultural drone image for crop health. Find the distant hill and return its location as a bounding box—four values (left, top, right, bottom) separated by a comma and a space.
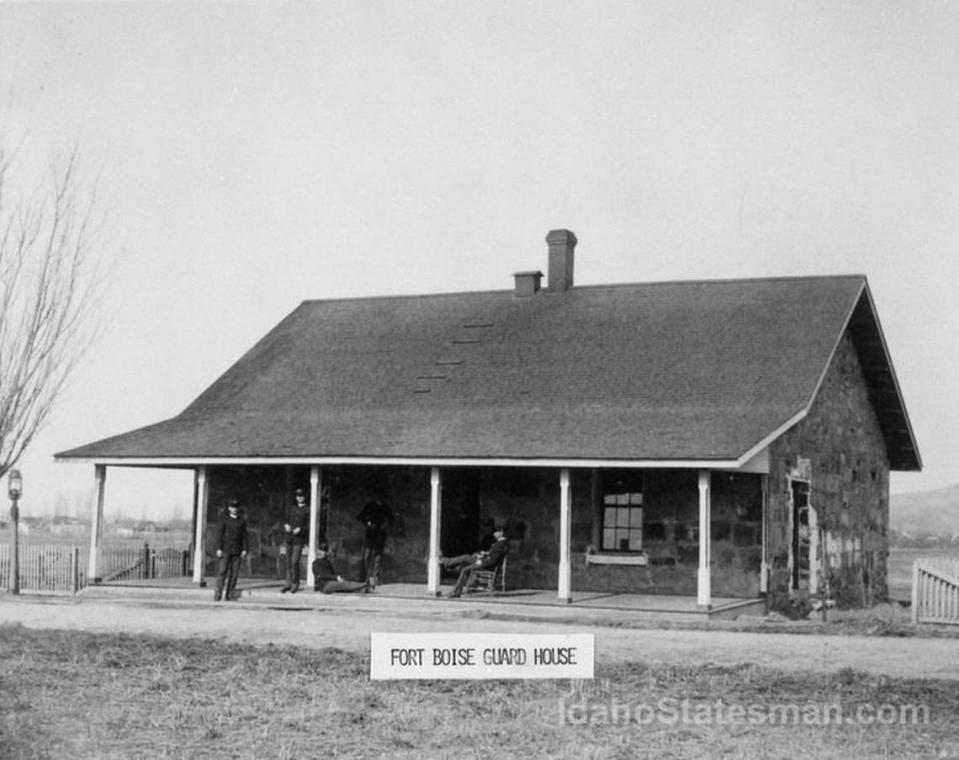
891, 483, 959, 538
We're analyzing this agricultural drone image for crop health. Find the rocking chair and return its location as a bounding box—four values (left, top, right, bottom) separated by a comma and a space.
465, 555, 508, 595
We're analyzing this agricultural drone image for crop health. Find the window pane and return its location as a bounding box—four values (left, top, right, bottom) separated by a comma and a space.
604, 507, 616, 527
604, 494, 616, 505
600, 500, 647, 552
629, 492, 643, 505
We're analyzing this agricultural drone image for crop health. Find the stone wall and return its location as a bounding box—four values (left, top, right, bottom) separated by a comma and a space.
475, 467, 762, 598
204, 465, 294, 578
710, 472, 764, 598
320, 465, 433, 584
475, 467, 566, 590
202, 463, 764, 598
204, 464, 434, 584
766, 330, 890, 611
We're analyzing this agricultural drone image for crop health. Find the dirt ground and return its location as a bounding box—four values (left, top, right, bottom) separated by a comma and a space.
2, 592, 958, 681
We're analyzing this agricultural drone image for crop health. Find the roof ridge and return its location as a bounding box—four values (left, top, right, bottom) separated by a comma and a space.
299, 288, 510, 305
298, 273, 868, 306
575, 273, 868, 289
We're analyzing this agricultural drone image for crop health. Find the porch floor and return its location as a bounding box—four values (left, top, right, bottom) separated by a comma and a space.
89, 576, 765, 620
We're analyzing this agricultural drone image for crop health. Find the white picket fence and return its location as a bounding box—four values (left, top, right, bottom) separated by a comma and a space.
0, 544, 84, 594
0, 542, 191, 594
912, 557, 959, 625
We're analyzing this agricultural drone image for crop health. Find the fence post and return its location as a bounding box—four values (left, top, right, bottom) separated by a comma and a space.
911, 559, 920, 625
71, 547, 80, 594
142, 543, 150, 579
182, 549, 190, 577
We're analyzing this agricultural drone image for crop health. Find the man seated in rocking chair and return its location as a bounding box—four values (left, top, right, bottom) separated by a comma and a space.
439, 520, 499, 574
446, 528, 508, 598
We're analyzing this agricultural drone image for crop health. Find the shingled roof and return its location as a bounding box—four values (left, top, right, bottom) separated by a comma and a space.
56, 267, 920, 470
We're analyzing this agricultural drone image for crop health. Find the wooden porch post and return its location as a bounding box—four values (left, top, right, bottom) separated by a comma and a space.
558, 468, 572, 603
427, 467, 442, 596
697, 469, 711, 608
760, 474, 769, 594
192, 466, 209, 585
87, 464, 106, 583
590, 468, 602, 549
306, 466, 321, 590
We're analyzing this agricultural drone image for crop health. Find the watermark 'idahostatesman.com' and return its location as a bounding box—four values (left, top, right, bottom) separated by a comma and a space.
558, 696, 930, 727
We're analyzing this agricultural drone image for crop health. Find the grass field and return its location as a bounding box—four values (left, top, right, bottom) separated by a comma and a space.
1, 624, 957, 760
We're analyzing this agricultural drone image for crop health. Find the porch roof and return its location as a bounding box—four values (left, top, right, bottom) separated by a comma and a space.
56, 274, 921, 470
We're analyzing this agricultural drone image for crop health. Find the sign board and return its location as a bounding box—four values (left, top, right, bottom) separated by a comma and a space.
370, 632, 595, 680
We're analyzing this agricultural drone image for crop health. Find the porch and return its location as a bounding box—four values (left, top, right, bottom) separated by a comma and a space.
87, 576, 766, 621
83, 462, 769, 612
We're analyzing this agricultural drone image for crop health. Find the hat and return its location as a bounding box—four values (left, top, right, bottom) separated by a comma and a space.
294, 488, 307, 497
227, 499, 239, 509
317, 542, 329, 552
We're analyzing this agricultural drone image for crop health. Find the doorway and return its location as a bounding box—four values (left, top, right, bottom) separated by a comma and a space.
790, 478, 816, 592
441, 468, 481, 557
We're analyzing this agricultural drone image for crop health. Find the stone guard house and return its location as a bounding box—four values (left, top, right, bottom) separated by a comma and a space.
57, 230, 920, 612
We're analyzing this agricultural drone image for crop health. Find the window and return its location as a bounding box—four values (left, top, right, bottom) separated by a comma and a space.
601, 472, 644, 551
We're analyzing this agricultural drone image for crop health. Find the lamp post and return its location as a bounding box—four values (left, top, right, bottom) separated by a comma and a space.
8, 469, 22, 595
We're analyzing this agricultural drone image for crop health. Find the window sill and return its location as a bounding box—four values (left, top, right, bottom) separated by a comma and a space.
585, 553, 648, 566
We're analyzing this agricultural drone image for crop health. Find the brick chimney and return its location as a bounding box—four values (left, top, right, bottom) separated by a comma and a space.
546, 229, 577, 292
513, 270, 543, 297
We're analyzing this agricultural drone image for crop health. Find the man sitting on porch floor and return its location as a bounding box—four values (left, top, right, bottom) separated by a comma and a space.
312, 544, 369, 594
446, 529, 508, 598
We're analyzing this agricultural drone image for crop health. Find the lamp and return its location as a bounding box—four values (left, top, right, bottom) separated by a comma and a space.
8, 469, 22, 501
7, 469, 21, 595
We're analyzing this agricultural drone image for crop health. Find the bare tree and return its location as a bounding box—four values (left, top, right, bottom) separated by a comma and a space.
0, 143, 102, 482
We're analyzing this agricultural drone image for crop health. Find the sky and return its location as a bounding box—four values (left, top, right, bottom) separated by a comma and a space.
2, 1, 958, 519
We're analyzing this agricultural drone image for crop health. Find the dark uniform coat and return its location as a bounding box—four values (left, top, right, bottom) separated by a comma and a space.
217, 514, 249, 556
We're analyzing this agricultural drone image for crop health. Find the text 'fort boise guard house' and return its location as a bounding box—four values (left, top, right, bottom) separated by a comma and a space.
57, 230, 920, 613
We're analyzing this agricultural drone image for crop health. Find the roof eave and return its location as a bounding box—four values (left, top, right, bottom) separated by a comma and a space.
850, 281, 922, 471
55, 454, 749, 469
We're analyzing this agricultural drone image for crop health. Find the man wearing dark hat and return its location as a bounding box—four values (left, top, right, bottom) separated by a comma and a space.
214, 499, 249, 602
357, 499, 393, 591
282, 488, 311, 593
447, 528, 508, 598
311, 543, 369, 593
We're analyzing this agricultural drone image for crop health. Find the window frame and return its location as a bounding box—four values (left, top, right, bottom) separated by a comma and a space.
599, 472, 645, 553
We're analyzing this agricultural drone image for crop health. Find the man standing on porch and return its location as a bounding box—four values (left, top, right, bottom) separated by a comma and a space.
282, 489, 310, 593
357, 499, 393, 591
214, 499, 248, 602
